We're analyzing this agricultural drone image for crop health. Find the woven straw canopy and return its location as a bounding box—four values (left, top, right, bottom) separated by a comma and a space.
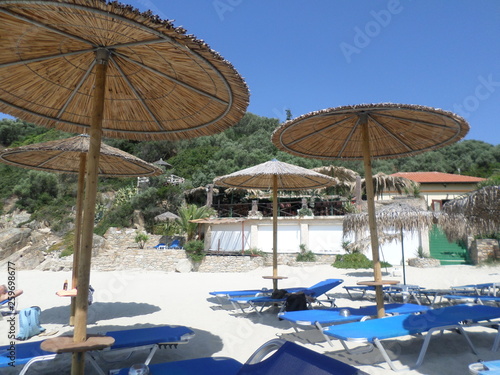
343, 201, 435, 235
0, 135, 162, 177
154, 211, 180, 222
213, 159, 338, 190
441, 186, 500, 240
272, 103, 469, 160
0, 0, 249, 141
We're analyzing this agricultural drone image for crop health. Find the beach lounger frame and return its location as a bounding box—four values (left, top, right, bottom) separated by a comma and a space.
228, 279, 343, 315
279, 303, 430, 346
0, 325, 195, 375
323, 304, 500, 372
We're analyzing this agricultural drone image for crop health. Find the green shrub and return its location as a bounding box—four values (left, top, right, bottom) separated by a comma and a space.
244, 248, 266, 256
296, 251, 316, 262
135, 232, 149, 249
333, 252, 391, 269
184, 240, 205, 262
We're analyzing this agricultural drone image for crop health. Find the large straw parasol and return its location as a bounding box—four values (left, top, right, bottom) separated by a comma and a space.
0, 1, 249, 373
0, 134, 162, 326
272, 103, 469, 317
441, 185, 500, 241
213, 159, 337, 290
343, 201, 436, 285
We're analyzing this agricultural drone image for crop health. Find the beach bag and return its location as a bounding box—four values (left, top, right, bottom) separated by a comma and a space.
284, 292, 308, 312
16, 306, 45, 340
271, 289, 288, 299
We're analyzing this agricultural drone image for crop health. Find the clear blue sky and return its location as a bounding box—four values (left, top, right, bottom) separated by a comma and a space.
2, 1, 499, 145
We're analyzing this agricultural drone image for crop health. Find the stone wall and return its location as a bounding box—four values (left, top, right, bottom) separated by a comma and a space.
469, 239, 500, 264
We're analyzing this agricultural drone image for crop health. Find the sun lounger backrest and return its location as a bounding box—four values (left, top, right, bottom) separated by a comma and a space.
237, 340, 362, 374
303, 279, 343, 297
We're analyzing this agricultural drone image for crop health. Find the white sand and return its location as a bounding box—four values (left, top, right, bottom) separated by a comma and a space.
2, 264, 500, 374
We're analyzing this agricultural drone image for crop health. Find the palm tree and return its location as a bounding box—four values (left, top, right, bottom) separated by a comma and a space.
176, 203, 215, 241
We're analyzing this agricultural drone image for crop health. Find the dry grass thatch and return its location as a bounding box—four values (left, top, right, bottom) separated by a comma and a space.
272, 103, 469, 160
0, 0, 249, 141
0, 134, 162, 177
440, 186, 500, 240
213, 159, 338, 191
343, 201, 437, 237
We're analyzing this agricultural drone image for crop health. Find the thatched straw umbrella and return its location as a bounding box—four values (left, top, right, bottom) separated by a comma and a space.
272, 103, 468, 318
441, 185, 500, 241
154, 211, 180, 222
0, 1, 248, 373
363, 172, 418, 199
0, 134, 162, 325
213, 159, 337, 290
343, 202, 437, 285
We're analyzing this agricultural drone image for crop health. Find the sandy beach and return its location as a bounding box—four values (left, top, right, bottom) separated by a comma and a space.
2, 263, 500, 374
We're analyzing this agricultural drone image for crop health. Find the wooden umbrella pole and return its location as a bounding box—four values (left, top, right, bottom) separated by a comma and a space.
69, 153, 86, 326
360, 115, 385, 318
72, 49, 109, 375
272, 175, 278, 291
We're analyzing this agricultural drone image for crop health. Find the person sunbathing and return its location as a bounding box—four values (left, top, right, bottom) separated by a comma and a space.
0, 284, 23, 302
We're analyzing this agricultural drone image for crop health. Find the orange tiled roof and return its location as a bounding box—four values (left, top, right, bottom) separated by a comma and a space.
391, 172, 485, 183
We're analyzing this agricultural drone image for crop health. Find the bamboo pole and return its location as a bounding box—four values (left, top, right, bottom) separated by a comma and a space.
272, 175, 278, 291
69, 153, 86, 326
360, 114, 385, 318
72, 49, 109, 375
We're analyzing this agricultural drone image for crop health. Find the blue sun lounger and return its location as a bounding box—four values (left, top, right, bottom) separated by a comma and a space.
113, 339, 367, 375
209, 286, 306, 304
229, 279, 343, 314
279, 303, 430, 345
470, 359, 500, 374
0, 325, 195, 375
444, 294, 500, 306
323, 304, 500, 371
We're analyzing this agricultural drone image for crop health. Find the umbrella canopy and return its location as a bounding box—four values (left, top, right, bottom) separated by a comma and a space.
272, 103, 469, 317
0, 1, 249, 141
213, 159, 337, 290
441, 185, 500, 240
0, 134, 162, 177
154, 211, 180, 222
343, 201, 436, 284
0, 1, 249, 372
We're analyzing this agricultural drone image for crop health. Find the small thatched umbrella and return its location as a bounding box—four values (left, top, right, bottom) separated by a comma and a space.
0, 1, 249, 372
213, 159, 337, 290
363, 172, 418, 199
442, 185, 500, 240
272, 103, 469, 317
343, 201, 436, 285
154, 211, 180, 222
0, 134, 162, 325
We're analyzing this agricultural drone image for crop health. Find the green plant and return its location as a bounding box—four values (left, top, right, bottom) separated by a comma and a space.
135, 232, 149, 249
177, 204, 215, 241
296, 251, 316, 262
416, 246, 428, 258
333, 252, 391, 269
184, 240, 206, 262
244, 248, 266, 256
297, 207, 313, 217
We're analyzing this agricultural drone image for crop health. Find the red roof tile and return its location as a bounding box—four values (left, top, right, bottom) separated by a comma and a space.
390, 172, 485, 183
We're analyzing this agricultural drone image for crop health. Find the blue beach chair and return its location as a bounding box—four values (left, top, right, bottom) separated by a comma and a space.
0, 325, 195, 375
229, 279, 343, 314
113, 339, 367, 374
323, 304, 500, 371
279, 303, 430, 345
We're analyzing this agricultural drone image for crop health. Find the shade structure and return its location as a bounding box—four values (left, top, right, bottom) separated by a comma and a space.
343, 201, 437, 285
213, 159, 337, 290
272, 103, 469, 318
154, 211, 180, 222
0, 1, 249, 373
0, 134, 162, 326
441, 185, 500, 241
0, 134, 162, 177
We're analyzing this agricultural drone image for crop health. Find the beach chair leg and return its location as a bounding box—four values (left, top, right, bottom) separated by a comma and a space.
18, 354, 57, 375
86, 354, 107, 375
492, 328, 500, 352
316, 322, 335, 347
144, 344, 159, 365
373, 339, 410, 372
